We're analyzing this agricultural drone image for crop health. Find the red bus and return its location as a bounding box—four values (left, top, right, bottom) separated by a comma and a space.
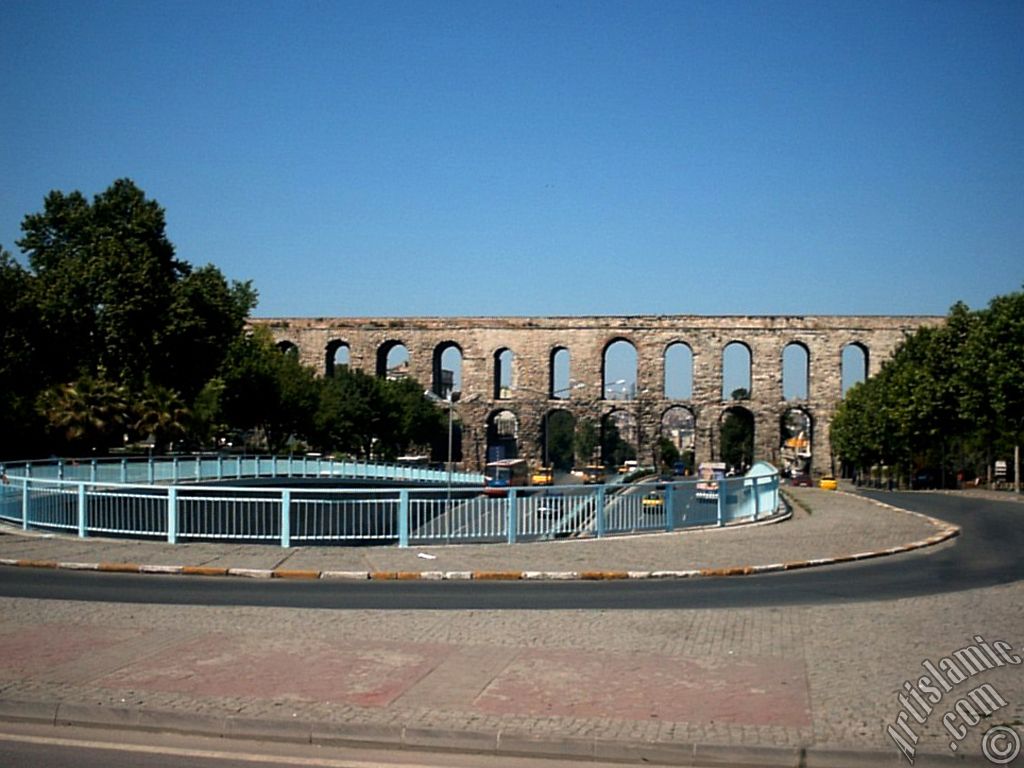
484, 458, 529, 496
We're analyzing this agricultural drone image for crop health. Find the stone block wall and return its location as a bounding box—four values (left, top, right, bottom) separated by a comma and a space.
252, 314, 943, 476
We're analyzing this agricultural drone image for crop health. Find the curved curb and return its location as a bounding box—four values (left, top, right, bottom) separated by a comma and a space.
0, 492, 959, 582
0, 697, 986, 768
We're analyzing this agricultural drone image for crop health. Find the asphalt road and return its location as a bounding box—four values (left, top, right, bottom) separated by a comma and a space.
0, 492, 1019, 610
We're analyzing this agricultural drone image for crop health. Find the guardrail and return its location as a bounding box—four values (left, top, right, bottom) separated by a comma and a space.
0, 454, 482, 486
0, 458, 780, 548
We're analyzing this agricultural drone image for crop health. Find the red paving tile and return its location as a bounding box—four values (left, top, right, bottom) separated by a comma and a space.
473, 648, 811, 727
94, 635, 456, 708
0, 624, 145, 677
2, 625, 811, 729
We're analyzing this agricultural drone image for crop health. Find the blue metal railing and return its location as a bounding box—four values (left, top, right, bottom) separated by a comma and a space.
0, 457, 780, 548
2, 454, 482, 486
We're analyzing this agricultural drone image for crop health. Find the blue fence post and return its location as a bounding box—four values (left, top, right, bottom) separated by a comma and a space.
21, 480, 29, 531
195, 455, 201, 482
167, 487, 178, 544
58, 460, 64, 480
398, 489, 410, 547
507, 488, 518, 544
753, 478, 761, 521
77, 483, 87, 538
280, 489, 291, 548
665, 483, 675, 531
717, 479, 725, 527
217, 455, 224, 480
172, 457, 180, 483
120, 458, 127, 484
595, 486, 606, 538
148, 457, 155, 484
90, 460, 97, 483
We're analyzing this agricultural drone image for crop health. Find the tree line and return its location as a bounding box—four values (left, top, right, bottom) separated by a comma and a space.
0, 180, 445, 461
830, 290, 1023, 487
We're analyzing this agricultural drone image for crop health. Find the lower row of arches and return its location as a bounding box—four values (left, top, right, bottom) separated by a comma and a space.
441, 406, 815, 477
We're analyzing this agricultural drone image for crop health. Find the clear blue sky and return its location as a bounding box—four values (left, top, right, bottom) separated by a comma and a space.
2, 0, 1021, 319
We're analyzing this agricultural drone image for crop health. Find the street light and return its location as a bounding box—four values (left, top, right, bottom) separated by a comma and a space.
424, 389, 480, 517
604, 379, 627, 400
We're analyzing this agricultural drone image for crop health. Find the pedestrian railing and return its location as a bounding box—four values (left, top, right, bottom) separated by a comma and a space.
0, 454, 481, 486
0, 457, 780, 548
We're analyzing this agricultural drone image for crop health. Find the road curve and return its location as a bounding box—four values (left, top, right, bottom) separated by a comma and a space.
0, 492, 1019, 610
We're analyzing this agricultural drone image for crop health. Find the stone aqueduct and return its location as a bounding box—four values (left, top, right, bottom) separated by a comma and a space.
252, 315, 942, 477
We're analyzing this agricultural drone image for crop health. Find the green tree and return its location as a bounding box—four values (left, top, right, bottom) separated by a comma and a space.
656, 437, 680, 470
313, 368, 445, 460
156, 265, 257, 400
600, 418, 635, 467
831, 289, 1024, 488
0, 247, 44, 457
379, 377, 447, 460
574, 418, 598, 465
720, 408, 753, 471
16, 180, 254, 397
19, 181, 184, 387
189, 378, 227, 449
962, 289, 1024, 485
545, 411, 576, 470
219, 328, 318, 451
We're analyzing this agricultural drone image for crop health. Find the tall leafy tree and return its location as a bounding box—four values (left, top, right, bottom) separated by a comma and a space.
574, 418, 598, 465
545, 411, 576, 470
962, 289, 1024, 485
313, 368, 445, 460
720, 408, 754, 471
19, 181, 184, 387
156, 265, 257, 400
219, 328, 318, 451
0, 248, 44, 456
15, 179, 254, 396
831, 288, 1023, 487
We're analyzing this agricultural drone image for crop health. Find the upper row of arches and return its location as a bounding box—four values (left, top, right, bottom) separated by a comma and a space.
279, 338, 872, 402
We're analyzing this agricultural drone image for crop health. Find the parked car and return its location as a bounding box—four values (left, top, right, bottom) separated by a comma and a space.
819, 476, 838, 491
789, 473, 812, 487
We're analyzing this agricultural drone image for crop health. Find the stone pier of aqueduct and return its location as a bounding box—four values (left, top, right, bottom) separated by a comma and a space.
251, 315, 941, 477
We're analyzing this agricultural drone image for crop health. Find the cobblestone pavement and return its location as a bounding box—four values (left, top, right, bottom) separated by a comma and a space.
0, 488, 1021, 767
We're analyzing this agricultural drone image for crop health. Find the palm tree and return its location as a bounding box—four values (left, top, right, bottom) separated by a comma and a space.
37, 375, 130, 454
133, 385, 191, 453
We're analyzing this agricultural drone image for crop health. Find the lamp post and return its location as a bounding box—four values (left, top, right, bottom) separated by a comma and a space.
424, 389, 479, 524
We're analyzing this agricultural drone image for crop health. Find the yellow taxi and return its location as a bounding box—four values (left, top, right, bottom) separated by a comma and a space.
818, 476, 838, 491
641, 490, 664, 510
531, 466, 554, 486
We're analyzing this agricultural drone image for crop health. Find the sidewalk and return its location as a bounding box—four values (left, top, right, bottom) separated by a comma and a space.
0, 488, 956, 580
0, 489, 1018, 768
